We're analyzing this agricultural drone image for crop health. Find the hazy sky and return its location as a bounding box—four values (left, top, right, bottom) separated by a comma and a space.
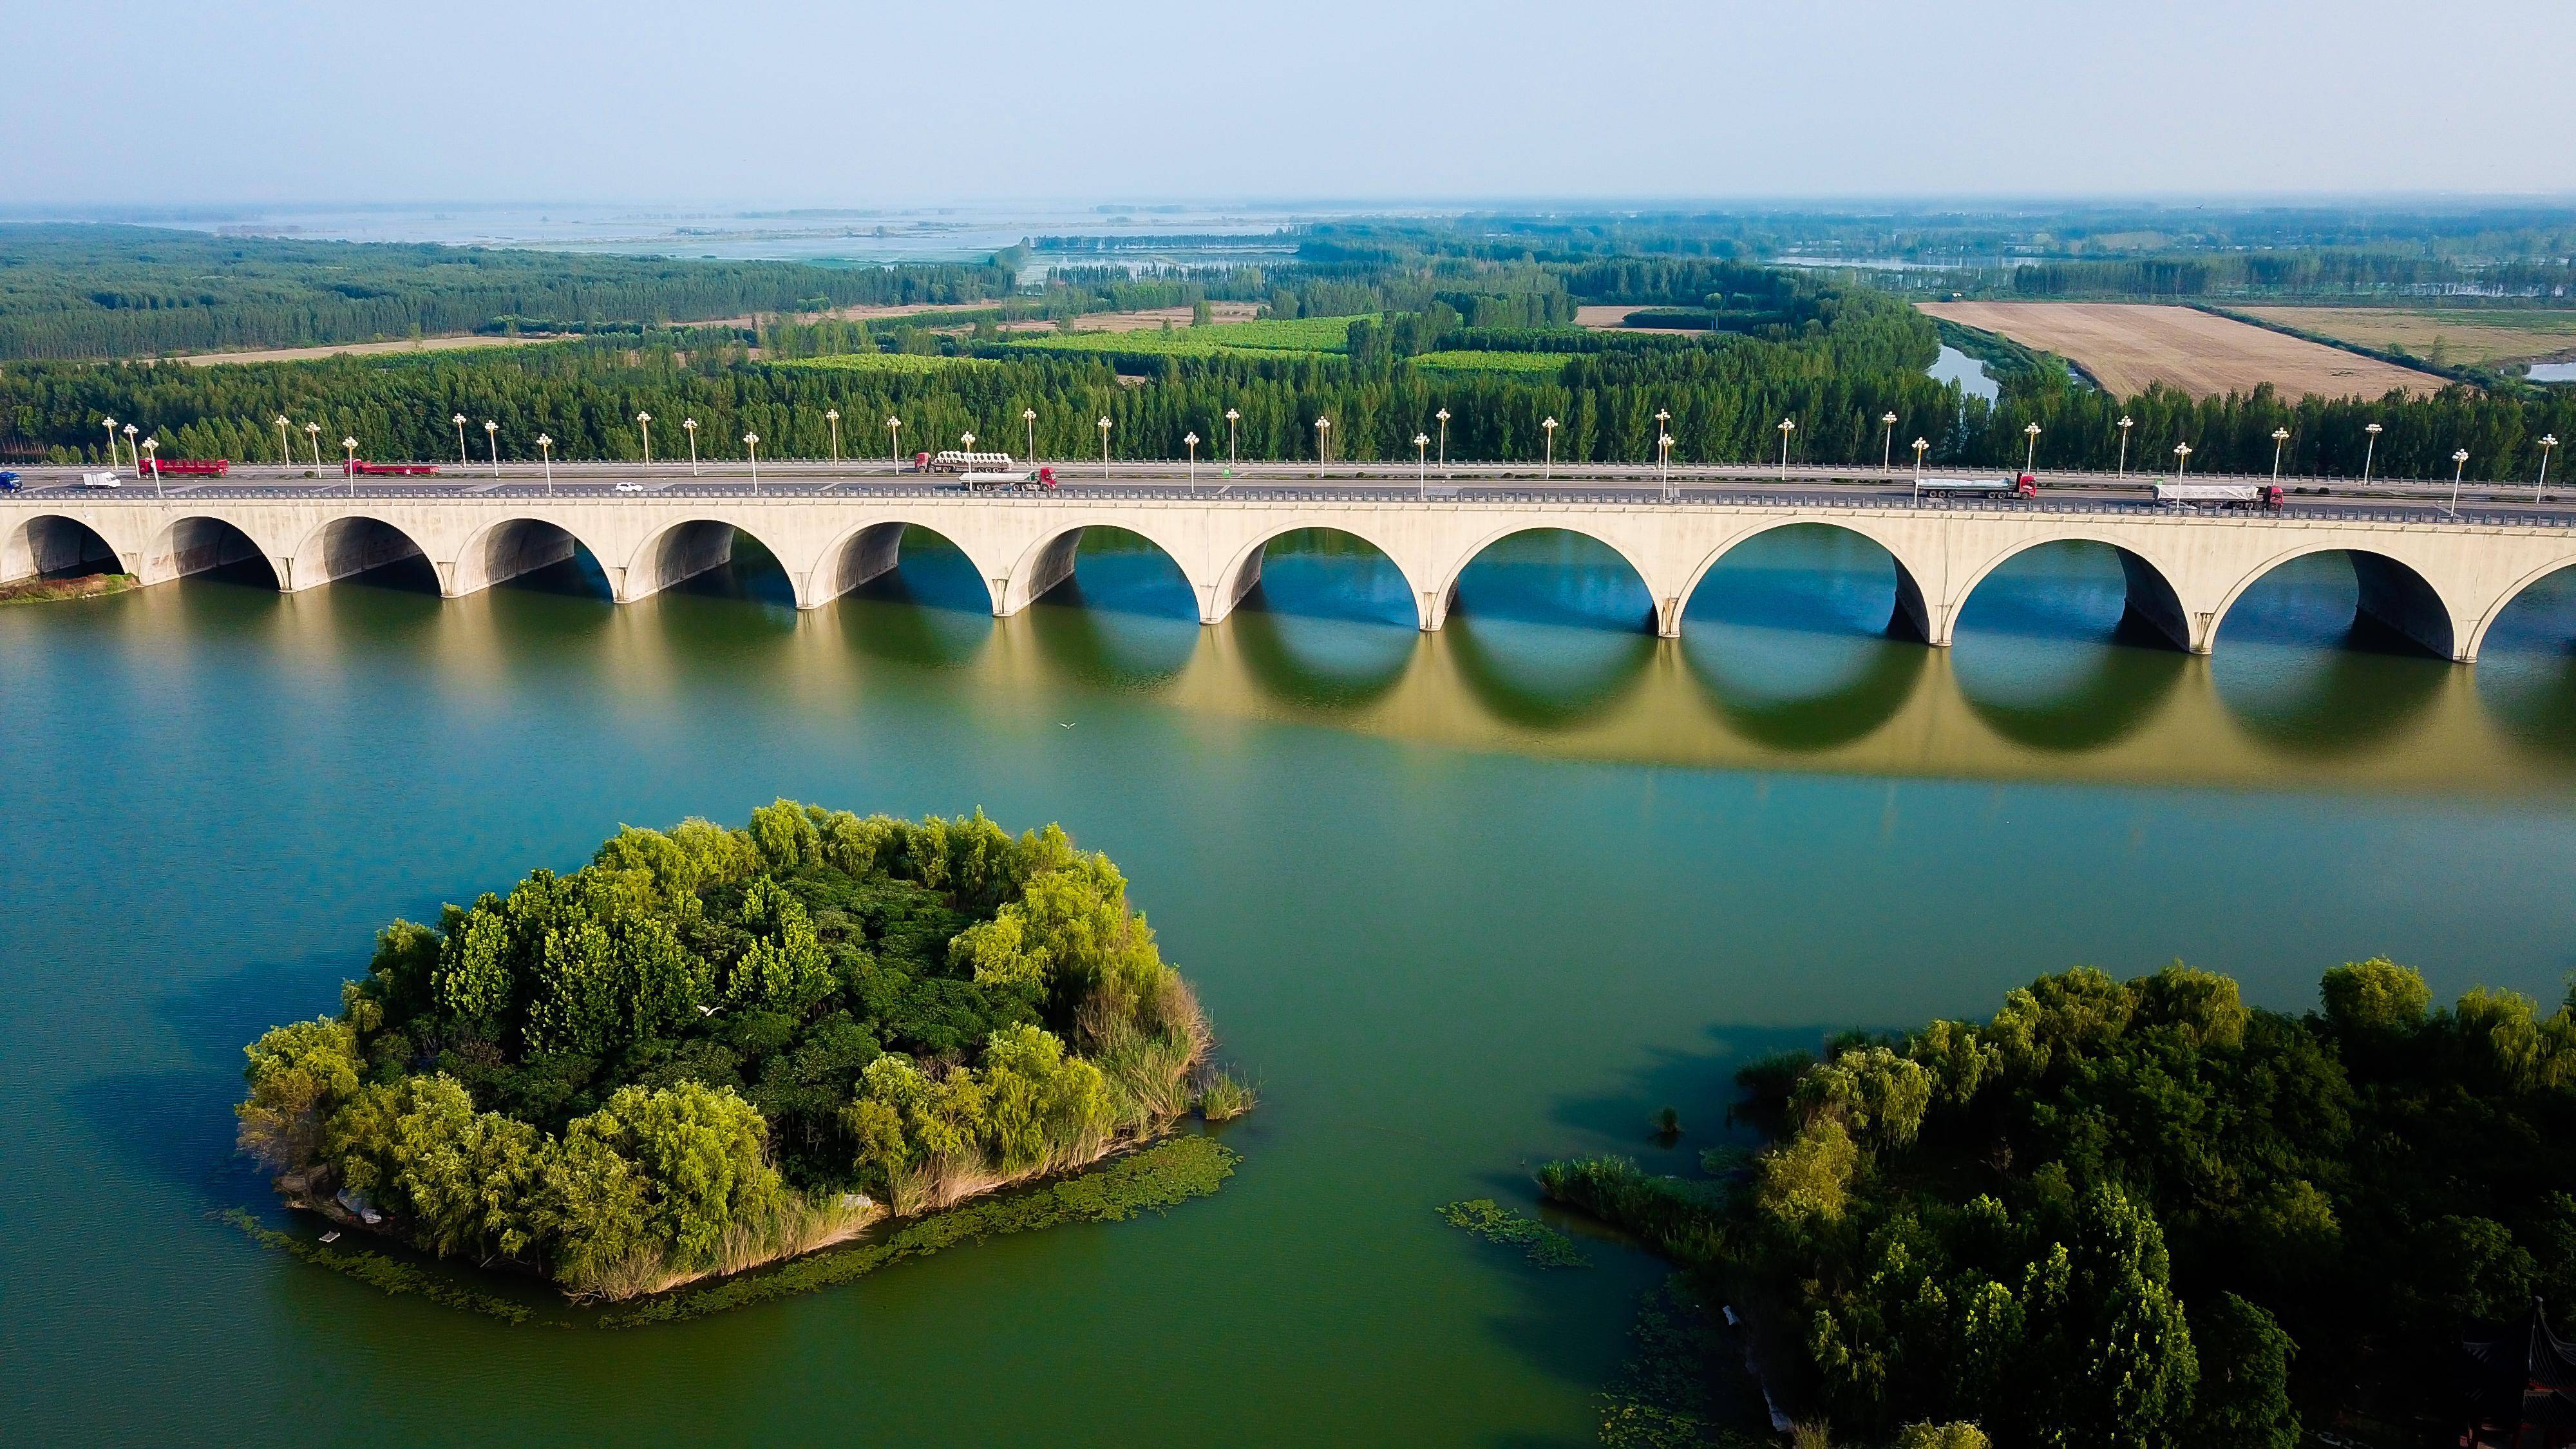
9, 0, 2572, 207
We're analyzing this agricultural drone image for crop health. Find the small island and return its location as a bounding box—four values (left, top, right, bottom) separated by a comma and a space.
1534, 961, 2576, 1447
238, 802, 1247, 1302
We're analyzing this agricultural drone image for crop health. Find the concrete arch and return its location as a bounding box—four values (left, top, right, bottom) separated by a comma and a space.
1946, 531, 2196, 652
1675, 517, 1939, 643
1428, 521, 1660, 634
450, 516, 617, 598
3, 514, 122, 582
1208, 521, 1428, 629
998, 518, 1202, 618
283, 515, 435, 592
2206, 543, 2465, 661
801, 518, 1007, 612
620, 516, 796, 603
142, 515, 283, 587
2465, 554, 2576, 661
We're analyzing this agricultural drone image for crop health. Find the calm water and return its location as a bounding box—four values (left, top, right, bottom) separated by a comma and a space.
1926, 343, 2002, 402
8, 526, 2576, 1445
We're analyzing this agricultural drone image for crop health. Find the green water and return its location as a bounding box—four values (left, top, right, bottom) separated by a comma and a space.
6, 526, 2576, 1444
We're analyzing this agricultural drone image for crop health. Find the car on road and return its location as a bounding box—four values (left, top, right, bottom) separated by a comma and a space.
79, 471, 122, 489
615, 481, 645, 493
0, 471, 19, 492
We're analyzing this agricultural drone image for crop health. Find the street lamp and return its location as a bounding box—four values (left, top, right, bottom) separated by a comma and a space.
140, 437, 161, 498
102, 415, 119, 469
683, 417, 699, 475
1541, 416, 1557, 481
2450, 448, 2469, 518
824, 408, 840, 464
638, 412, 654, 467
1184, 431, 1200, 494
484, 419, 500, 478
1098, 415, 1112, 478
1435, 407, 1450, 468
535, 434, 553, 495
1880, 411, 1898, 469
1911, 437, 1929, 503
274, 415, 291, 467
1658, 432, 1675, 500
886, 416, 900, 465
2540, 434, 2560, 502
744, 433, 761, 494
1414, 431, 1428, 499
2116, 415, 2134, 476
303, 421, 322, 471
2022, 421, 2041, 475
124, 422, 139, 471
453, 413, 469, 466
1022, 407, 1037, 462
1224, 408, 1240, 475
1653, 408, 1671, 468
2362, 422, 2382, 484
2271, 426, 2291, 479
1776, 417, 1795, 479
341, 435, 359, 497
1314, 416, 1330, 478
2174, 441, 2192, 480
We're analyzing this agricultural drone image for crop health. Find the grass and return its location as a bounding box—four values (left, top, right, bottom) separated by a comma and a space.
1002, 314, 1368, 359
1197, 1070, 1258, 1122
2236, 305, 2576, 369
602, 1135, 1240, 1327
1410, 349, 1569, 374
770, 352, 995, 374
220, 1208, 546, 1324
0, 573, 137, 605
1437, 1198, 1591, 1269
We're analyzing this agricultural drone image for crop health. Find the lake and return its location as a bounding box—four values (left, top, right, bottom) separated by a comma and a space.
7, 526, 2576, 1444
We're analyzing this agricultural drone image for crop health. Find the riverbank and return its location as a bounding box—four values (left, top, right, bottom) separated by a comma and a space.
0, 573, 135, 605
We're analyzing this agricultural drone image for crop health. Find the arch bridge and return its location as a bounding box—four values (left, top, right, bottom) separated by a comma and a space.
8, 492, 2575, 663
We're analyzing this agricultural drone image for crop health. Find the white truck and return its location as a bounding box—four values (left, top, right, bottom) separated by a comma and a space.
2154, 482, 2282, 509
79, 471, 122, 489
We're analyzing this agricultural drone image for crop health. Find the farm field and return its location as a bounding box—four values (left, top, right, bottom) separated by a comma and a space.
1411, 349, 1569, 374
770, 352, 994, 374
1917, 300, 2448, 401
1001, 313, 1365, 357
1573, 303, 1706, 332
169, 332, 574, 366
2237, 306, 2576, 369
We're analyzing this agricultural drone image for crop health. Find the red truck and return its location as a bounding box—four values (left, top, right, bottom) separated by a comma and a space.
349, 461, 439, 477
144, 459, 230, 477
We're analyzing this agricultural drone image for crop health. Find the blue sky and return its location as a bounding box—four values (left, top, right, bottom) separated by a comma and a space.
8, 0, 2571, 205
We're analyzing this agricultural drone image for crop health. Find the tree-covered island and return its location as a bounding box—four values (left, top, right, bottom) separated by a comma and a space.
238, 802, 1246, 1302
1536, 961, 2576, 1447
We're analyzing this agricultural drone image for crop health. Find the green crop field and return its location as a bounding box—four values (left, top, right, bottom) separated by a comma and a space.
773, 352, 996, 374
1410, 349, 1569, 374
1003, 315, 1368, 358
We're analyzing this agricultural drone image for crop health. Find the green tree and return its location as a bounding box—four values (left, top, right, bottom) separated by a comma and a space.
2185, 1294, 2298, 1449
236, 1017, 361, 1173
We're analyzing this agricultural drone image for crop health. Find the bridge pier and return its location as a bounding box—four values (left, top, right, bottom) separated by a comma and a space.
998, 531, 1081, 616
1199, 549, 1263, 625
621, 520, 737, 602
2116, 550, 2195, 652
2352, 553, 2467, 661
801, 522, 905, 611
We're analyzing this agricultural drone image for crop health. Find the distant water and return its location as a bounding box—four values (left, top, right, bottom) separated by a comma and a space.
1927, 343, 2002, 401
2528, 361, 2576, 383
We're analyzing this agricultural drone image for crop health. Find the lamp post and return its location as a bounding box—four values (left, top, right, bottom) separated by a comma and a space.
1224, 408, 1240, 475
2022, 421, 2041, 475
824, 408, 840, 464
2362, 422, 2382, 484
2271, 426, 2291, 479
124, 422, 139, 471
1184, 431, 1199, 495
1414, 431, 1428, 499
341, 435, 358, 497
886, 416, 900, 465
453, 413, 469, 466
535, 434, 553, 495
638, 412, 654, 467
1777, 418, 1795, 480
1435, 406, 1450, 468
1021, 407, 1036, 462
683, 417, 699, 476
304, 421, 322, 471
141, 437, 161, 498
1541, 416, 1557, 482
274, 415, 291, 467
1098, 415, 1112, 478
102, 415, 119, 469
1911, 437, 1929, 504
744, 433, 760, 495
1658, 433, 1675, 500
2174, 441, 2192, 480
2116, 415, 2134, 476
1653, 408, 1671, 468
2450, 448, 2469, 518
1314, 417, 1330, 478
1880, 411, 1898, 469
2540, 435, 2560, 502
484, 419, 500, 478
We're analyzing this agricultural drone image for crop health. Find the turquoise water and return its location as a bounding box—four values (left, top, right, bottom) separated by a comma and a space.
5, 526, 2575, 1444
